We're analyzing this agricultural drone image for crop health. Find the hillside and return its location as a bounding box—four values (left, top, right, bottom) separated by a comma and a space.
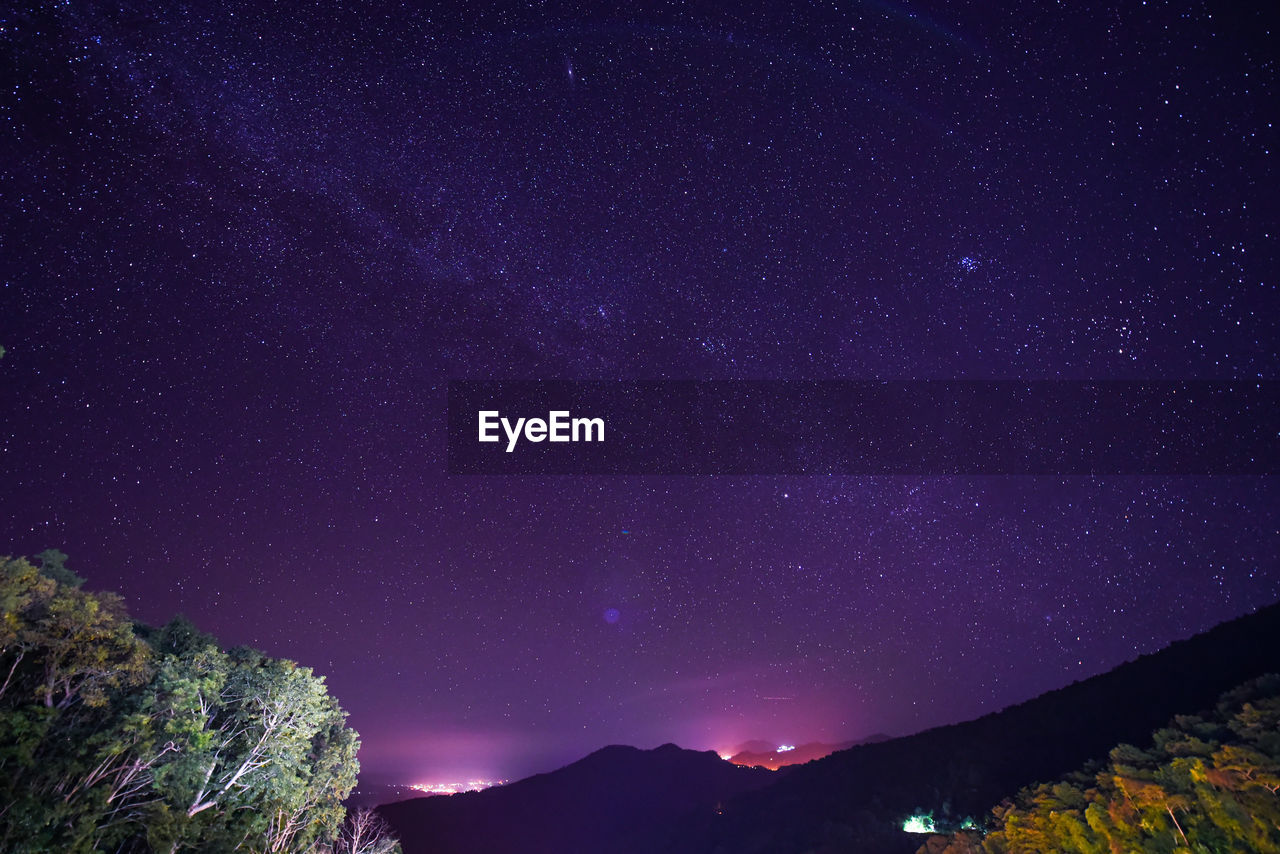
671, 600, 1280, 854
376, 601, 1280, 854
377, 743, 778, 854
916, 674, 1280, 853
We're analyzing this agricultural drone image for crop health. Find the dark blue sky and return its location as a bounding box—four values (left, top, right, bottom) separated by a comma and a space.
2, 0, 1277, 783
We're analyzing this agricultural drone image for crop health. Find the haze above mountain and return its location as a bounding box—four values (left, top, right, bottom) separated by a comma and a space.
726, 735, 891, 770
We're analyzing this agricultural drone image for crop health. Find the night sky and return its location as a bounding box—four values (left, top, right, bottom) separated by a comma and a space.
2, 1, 1278, 785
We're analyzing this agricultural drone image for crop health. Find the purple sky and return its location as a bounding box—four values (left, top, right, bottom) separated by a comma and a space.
3, 0, 1277, 784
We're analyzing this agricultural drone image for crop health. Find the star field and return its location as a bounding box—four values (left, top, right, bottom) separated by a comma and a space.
1, 0, 1277, 783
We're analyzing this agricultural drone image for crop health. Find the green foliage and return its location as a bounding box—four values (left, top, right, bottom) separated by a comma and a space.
35, 547, 84, 588
923, 675, 1280, 854
0, 553, 398, 854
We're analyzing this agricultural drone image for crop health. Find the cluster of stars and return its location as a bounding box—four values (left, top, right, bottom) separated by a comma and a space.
1, 0, 1275, 784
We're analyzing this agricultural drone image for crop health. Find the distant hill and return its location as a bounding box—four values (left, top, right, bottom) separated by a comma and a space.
670, 600, 1280, 854
345, 782, 421, 811
377, 743, 778, 854
376, 601, 1280, 854
728, 736, 891, 770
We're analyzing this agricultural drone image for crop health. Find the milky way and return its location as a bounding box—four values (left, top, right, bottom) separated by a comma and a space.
2, 1, 1277, 783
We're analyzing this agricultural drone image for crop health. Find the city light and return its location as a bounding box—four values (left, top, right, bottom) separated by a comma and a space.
410, 778, 507, 795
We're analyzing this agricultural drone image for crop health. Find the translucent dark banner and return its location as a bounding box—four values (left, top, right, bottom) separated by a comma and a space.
446, 381, 1279, 475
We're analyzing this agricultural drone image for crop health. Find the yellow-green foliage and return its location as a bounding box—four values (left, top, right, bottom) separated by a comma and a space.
925, 676, 1280, 854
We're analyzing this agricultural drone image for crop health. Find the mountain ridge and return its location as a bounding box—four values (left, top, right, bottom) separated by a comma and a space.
672, 598, 1280, 853
377, 741, 778, 854
380, 600, 1280, 854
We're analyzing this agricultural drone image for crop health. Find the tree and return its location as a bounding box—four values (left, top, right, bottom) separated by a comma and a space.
331, 809, 401, 854
921, 675, 1280, 854
0, 553, 396, 854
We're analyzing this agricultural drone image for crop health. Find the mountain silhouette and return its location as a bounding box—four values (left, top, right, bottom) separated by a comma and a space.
380, 600, 1280, 854
673, 599, 1280, 853
377, 743, 777, 854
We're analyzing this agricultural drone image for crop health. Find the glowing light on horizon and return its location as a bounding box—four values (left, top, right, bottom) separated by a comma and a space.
776, 744, 795, 752
410, 778, 507, 795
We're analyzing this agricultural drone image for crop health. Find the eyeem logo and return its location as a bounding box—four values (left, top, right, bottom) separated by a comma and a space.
478, 410, 605, 453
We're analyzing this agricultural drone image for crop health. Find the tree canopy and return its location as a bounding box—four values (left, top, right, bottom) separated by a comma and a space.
920, 675, 1280, 854
0, 553, 399, 854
